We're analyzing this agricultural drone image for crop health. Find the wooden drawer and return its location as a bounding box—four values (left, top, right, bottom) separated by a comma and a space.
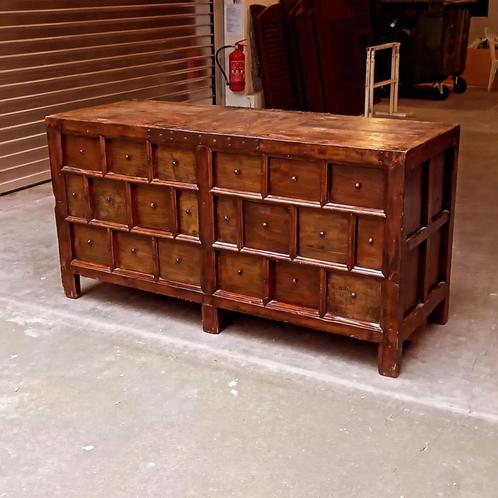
298, 208, 348, 264
215, 196, 238, 244
178, 190, 199, 237
65, 174, 86, 218
330, 165, 385, 210
244, 201, 290, 254
158, 239, 202, 287
116, 232, 154, 275
269, 157, 322, 201
135, 184, 172, 232
214, 152, 261, 193
217, 251, 265, 298
107, 139, 148, 178
327, 273, 382, 323
357, 218, 384, 270
92, 178, 127, 225
274, 261, 320, 309
156, 146, 197, 184
62, 135, 100, 171
72, 225, 110, 267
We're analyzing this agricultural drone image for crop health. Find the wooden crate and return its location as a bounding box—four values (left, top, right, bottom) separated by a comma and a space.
46, 101, 459, 377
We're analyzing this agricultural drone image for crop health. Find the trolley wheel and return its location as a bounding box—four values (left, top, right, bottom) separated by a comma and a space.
453, 76, 467, 94
432, 83, 450, 101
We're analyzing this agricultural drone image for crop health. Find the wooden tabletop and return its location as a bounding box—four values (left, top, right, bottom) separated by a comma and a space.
47, 100, 458, 154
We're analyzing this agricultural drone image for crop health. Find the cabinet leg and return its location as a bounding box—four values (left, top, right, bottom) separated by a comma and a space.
378, 337, 403, 378
202, 304, 223, 334
62, 272, 81, 299
428, 298, 449, 325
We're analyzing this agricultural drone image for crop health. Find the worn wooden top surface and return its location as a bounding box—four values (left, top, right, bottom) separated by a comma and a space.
47, 100, 458, 154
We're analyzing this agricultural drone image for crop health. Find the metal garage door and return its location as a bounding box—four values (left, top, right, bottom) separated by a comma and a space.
0, 0, 216, 194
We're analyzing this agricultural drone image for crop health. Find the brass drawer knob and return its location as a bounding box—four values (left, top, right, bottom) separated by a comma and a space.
224, 215, 230, 223
172, 159, 179, 167
319, 230, 326, 238
185, 208, 192, 215
71, 192, 78, 199
233, 169, 241, 176
292, 278, 298, 285
125, 153, 131, 160
237, 269, 243, 275
86, 239, 93, 246
351, 291, 357, 298
355, 182, 362, 190
262, 221, 268, 228
368, 237, 374, 244
130, 247, 137, 255
176, 257, 182, 264
79, 148, 85, 155
150, 202, 157, 209
291, 175, 298, 182
105, 196, 113, 203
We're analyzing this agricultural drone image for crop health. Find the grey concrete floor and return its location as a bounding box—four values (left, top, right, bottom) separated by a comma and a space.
1, 88, 498, 497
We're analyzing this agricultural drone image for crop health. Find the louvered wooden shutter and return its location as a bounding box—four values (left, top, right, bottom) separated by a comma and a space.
0, 0, 215, 194
280, 0, 306, 110
293, 0, 325, 112
251, 3, 297, 110
313, 0, 364, 116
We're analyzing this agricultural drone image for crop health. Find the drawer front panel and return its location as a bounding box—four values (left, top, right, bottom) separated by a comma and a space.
135, 184, 172, 232
158, 239, 202, 287
244, 201, 290, 254
274, 261, 320, 309
156, 146, 197, 184
65, 174, 86, 218
214, 152, 261, 193
62, 135, 100, 171
298, 208, 348, 264
117, 232, 154, 274
357, 218, 384, 270
92, 178, 127, 225
269, 158, 321, 201
107, 140, 148, 178
178, 190, 199, 237
327, 273, 381, 323
217, 251, 265, 298
215, 196, 238, 244
330, 165, 385, 210
72, 225, 110, 267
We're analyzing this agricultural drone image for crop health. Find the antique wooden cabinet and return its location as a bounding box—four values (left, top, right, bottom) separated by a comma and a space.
46, 101, 459, 377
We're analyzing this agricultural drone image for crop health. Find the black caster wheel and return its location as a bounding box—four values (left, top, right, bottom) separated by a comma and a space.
432, 84, 450, 100
453, 76, 467, 94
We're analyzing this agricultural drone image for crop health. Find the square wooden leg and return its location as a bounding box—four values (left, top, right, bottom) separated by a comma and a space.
378, 337, 403, 378
428, 298, 449, 325
202, 304, 223, 334
62, 271, 81, 299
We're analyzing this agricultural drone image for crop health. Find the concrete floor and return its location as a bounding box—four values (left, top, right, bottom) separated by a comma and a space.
1, 88, 498, 497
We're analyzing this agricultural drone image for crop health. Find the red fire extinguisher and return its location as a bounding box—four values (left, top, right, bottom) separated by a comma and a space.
216, 39, 247, 92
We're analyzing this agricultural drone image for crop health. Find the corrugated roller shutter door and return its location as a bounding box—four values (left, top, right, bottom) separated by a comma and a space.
0, 0, 215, 194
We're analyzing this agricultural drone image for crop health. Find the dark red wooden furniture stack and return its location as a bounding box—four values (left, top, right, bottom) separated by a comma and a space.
251, 0, 367, 115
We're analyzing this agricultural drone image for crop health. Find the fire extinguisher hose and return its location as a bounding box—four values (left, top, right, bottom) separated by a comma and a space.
215, 45, 233, 86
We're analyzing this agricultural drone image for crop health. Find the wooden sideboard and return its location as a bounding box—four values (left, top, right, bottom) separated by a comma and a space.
46, 101, 459, 377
